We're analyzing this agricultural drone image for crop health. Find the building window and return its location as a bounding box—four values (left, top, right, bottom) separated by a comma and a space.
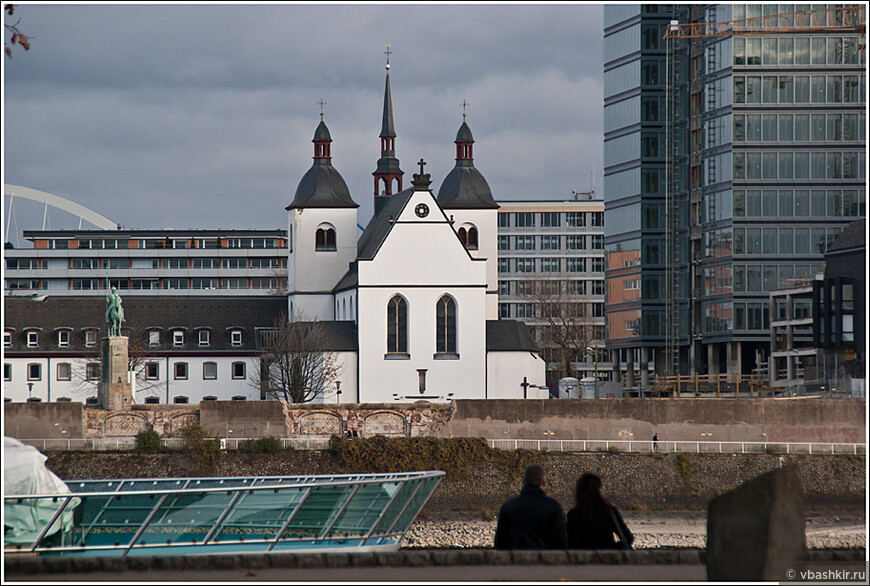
85, 363, 101, 381
149, 330, 160, 347
144, 396, 160, 404
435, 296, 457, 355
513, 212, 535, 228
57, 330, 70, 348
4, 363, 11, 381
315, 224, 337, 251
232, 361, 246, 379
85, 330, 97, 348
198, 330, 210, 347
566, 212, 585, 227
457, 225, 478, 250
498, 213, 510, 228
27, 363, 42, 381
202, 395, 217, 401
498, 235, 510, 251
173, 396, 189, 404
4, 331, 11, 348
145, 362, 159, 380
540, 212, 561, 227
57, 362, 72, 381
26, 331, 39, 348
230, 330, 243, 347
203, 361, 217, 380
172, 331, 184, 347
174, 362, 188, 380
387, 295, 408, 354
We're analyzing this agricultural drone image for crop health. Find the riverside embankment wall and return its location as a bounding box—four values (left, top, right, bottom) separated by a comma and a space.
44, 449, 864, 514
5, 398, 865, 444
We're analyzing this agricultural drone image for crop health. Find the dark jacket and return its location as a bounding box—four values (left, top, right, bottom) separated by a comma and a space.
494, 485, 567, 550
566, 500, 634, 549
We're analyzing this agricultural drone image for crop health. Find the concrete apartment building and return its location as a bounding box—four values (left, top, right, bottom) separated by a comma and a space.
496, 197, 608, 384
603, 4, 865, 382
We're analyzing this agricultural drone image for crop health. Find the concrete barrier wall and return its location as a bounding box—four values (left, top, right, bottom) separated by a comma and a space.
4, 398, 865, 444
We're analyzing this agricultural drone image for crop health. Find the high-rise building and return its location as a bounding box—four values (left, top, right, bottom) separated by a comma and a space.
603, 4, 865, 384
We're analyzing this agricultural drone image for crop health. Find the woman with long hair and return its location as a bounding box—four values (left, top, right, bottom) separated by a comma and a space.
566, 472, 634, 549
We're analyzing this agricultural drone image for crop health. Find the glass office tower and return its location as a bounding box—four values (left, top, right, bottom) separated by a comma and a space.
604, 4, 865, 384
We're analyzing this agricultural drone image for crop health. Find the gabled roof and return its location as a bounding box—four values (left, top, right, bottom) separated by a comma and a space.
355, 187, 415, 260
486, 320, 539, 352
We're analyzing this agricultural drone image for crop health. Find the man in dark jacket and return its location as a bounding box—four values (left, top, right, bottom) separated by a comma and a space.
494, 463, 567, 549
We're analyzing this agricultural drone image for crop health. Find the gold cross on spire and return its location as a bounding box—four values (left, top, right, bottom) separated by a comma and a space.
462, 100, 469, 122
318, 99, 326, 120
384, 43, 392, 69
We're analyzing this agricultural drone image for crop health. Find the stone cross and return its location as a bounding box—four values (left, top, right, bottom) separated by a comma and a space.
418, 158, 426, 174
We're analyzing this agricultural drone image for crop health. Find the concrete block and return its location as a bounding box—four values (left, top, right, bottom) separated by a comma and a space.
455, 549, 485, 565
566, 550, 595, 565
483, 549, 512, 565
510, 551, 541, 565
539, 550, 568, 565
706, 464, 806, 581
400, 550, 433, 566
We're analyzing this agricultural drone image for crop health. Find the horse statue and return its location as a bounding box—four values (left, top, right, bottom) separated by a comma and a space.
105, 283, 125, 337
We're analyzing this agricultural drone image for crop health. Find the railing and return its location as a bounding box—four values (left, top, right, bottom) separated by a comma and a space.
17, 437, 865, 455
486, 438, 865, 455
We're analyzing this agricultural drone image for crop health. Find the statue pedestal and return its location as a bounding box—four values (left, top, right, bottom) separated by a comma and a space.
98, 336, 133, 411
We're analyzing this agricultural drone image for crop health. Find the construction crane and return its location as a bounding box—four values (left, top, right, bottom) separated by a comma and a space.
660, 5, 866, 380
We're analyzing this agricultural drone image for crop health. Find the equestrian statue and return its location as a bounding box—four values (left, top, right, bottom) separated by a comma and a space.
105, 279, 125, 337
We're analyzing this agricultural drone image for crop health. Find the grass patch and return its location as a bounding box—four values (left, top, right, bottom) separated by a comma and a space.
675, 453, 691, 479
135, 429, 164, 453
239, 437, 288, 453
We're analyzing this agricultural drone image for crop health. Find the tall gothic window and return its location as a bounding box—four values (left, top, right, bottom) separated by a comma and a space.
387, 295, 408, 354
436, 295, 457, 354
315, 224, 336, 251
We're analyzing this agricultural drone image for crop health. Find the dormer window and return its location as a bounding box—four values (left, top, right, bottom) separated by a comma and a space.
26, 331, 39, 348
85, 330, 97, 348
315, 224, 336, 251
458, 224, 479, 250
173, 331, 185, 347
230, 330, 243, 347
148, 330, 161, 347
58, 330, 70, 348
4, 332, 11, 348
198, 330, 210, 347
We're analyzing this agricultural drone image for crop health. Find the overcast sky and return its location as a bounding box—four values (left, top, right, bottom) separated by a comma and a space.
3, 2, 604, 238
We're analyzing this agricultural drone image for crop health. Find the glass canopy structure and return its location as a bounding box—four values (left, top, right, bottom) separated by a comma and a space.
4, 471, 444, 558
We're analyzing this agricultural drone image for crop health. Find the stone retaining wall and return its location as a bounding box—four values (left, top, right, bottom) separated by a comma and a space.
44, 451, 865, 514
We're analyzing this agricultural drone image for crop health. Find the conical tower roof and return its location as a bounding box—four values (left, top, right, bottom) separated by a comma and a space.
287, 119, 358, 210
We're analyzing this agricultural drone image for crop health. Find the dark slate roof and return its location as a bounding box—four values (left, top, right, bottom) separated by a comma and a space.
436, 163, 499, 209
355, 188, 414, 260
313, 120, 331, 142
317, 321, 358, 351
826, 219, 865, 254
486, 320, 539, 352
4, 296, 287, 353
287, 162, 358, 209
380, 72, 396, 138
333, 262, 358, 293
456, 121, 474, 143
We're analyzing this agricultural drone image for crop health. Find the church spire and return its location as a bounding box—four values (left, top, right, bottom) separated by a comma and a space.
373, 43, 403, 208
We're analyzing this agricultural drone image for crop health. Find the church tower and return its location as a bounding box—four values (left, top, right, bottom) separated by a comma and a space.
286, 113, 359, 320
436, 111, 500, 319
372, 44, 403, 216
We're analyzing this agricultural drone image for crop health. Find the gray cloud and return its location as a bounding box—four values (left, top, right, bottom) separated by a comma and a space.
4, 3, 604, 233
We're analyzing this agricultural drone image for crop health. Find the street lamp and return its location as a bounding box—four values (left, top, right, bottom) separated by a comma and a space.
701, 428, 713, 451
27, 382, 33, 400
586, 339, 605, 399
335, 380, 342, 403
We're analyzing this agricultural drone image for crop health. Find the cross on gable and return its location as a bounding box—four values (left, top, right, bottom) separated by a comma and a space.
418, 158, 426, 174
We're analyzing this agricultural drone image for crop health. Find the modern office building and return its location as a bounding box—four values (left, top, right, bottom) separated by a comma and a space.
496, 197, 608, 383
604, 4, 866, 382
4, 229, 288, 296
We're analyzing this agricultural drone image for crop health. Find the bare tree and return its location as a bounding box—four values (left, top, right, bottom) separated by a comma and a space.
521, 279, 598, 380
254, 312, 341, 403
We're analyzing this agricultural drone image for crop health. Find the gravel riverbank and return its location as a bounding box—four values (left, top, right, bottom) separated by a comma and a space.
402, 511, 867, 550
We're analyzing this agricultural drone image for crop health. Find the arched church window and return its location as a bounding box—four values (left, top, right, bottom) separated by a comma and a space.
436, 295, 457, 355
315, 224, 336, 251
387, 295, 408, 354
458, 224, 478, 250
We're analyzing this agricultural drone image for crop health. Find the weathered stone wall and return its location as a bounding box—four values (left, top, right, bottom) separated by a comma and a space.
44, 450, 865, 515
5, 398, 865, 444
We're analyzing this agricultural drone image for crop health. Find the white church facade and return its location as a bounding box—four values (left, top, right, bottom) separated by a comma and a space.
286, 62, 546, 403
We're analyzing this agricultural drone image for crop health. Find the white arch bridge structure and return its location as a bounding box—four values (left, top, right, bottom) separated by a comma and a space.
4, 184, 118, 247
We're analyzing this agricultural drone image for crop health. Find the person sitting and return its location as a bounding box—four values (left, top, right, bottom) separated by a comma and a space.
566, 472, 634, 549
494, 463, 567, 550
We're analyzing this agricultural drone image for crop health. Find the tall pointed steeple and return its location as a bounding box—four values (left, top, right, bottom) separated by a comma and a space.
373, 43, 403, 214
